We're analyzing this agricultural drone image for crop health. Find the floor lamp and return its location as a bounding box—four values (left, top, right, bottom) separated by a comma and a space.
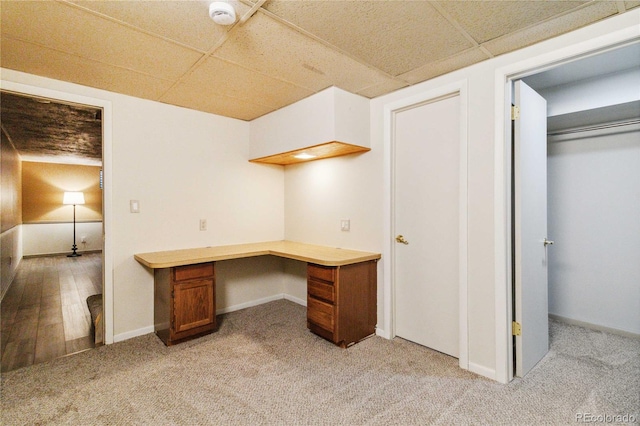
63, 191, 85, 257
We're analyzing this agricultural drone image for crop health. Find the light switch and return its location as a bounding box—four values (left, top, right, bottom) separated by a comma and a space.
341, 219, 350, 232
130, 200, 140, 213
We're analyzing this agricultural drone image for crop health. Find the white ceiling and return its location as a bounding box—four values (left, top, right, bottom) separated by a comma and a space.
1, 0, 639, 121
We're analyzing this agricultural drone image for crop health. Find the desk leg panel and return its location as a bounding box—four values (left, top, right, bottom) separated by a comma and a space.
335, 260, 377, 346
154, 268, 171, 345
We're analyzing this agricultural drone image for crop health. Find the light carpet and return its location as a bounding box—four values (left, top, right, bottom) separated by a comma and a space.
1, 300, 638, 425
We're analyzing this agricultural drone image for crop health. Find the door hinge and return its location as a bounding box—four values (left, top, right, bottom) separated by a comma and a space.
511, 105, 520, 120
512, 321, 522, 336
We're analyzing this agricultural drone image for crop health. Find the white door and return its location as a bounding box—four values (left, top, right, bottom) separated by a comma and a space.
513, 80, 550, 377
394, 94, 460, 358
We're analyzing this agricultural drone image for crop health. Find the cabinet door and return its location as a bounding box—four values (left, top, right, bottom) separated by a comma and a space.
173, 279, 215, 335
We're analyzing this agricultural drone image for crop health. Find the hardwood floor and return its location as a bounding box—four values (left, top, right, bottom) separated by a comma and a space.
1, 253, 102, 372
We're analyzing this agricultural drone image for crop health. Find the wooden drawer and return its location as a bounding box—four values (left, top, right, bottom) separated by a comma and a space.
174, 263, 214, 281
308, 264, 336, 283
308, 279, 335, 303
307, 296, 334, 331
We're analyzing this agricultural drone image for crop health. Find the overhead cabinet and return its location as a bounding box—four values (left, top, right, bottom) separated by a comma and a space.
249, 87, 370, 165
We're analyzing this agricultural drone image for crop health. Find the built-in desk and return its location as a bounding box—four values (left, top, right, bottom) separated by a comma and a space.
135, 241, 381, 347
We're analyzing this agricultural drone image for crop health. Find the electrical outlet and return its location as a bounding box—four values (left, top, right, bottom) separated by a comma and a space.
200, 219, 207, 231
341, 219, 350, 232
81, 235, 87, 243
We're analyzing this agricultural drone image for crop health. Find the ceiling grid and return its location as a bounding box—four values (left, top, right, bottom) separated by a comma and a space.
1, 0, 638, 161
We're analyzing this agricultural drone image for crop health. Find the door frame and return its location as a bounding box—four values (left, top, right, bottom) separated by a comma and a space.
493, 30, 640, 383
1, 80, 114, 345
382, 80, 469, 370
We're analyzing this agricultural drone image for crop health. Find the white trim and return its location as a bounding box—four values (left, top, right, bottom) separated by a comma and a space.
0, 80, 115, 346
113, 326, 154, 343
382, 80, 470, 370
216, 294, 287, 315
549, 314, 640, 339
493, 29, 640, 384
493, 72, 512, 385
284, 293, 306, 307
375, 327, 388, 338
468, 362, 496, 380
112, 294, 303, 343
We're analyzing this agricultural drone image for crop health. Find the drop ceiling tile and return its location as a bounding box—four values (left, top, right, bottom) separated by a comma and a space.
1, 1, 202, 80
436, 1, 589, 44
68, 0, 250, 52
161, 56, 314, 113
263, 0, 473, 76
215, 12, 393, 94
482, 2, 619, 57
356, 79, 410, 99
625, 1, 640, 10
399, 47, 491, 85
160, 82, 274, 121
1, 37, 174, 101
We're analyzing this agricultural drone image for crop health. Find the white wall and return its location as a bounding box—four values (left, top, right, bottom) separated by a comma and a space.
282, 258, 307, 305
0, 68, 286, 340
110, 89, 285, 340
548, 126, 640, 334
283, 151, 383, 301
215, 256, 287, 313
22, 222, 102, 256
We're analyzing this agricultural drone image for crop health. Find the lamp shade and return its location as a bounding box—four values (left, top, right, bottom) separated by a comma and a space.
63, 191, 85, 205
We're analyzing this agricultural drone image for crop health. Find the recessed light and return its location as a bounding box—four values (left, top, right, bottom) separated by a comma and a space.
293, 153, 316, 160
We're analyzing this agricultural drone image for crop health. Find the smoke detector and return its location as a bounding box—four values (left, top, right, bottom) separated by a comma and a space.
209, 2, 236, 25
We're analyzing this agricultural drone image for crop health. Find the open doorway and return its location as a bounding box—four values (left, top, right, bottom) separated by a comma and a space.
510, 41, 640, 378
0, 90, 104, 371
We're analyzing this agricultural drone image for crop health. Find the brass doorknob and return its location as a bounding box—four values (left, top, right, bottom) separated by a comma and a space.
395, 235, 409, 245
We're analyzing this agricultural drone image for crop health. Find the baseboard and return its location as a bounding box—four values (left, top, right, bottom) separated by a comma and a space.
376, 328, 392, 339
468, 362, 496, 380
113, 325, 154, 343
549, 314, 640, 339
23, 250, 102, 259
283, 294, 306, 307
112, 294, 303, 344
216, 294, 286, 315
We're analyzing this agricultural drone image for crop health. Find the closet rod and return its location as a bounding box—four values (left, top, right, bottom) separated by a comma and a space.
548, 118, 640, 136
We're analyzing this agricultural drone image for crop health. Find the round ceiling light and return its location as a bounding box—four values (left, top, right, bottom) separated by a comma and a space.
209, 2, 236, 25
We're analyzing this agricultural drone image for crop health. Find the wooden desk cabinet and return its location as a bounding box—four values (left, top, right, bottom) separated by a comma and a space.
137, 241, 381, 348
154, 262, 216, 345
306, 260, 377, 348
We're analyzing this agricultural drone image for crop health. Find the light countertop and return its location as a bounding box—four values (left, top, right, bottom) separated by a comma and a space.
134, 240, 381, 269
